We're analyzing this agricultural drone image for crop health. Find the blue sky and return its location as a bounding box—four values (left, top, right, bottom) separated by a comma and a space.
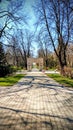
24, 0, 36, 31
24, 0, 39, 57
0, 0, 38, 57
0, 0, 36, 30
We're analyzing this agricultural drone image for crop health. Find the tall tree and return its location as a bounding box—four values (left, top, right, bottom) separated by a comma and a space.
18, 29, 33, 68
0, 42, 6, 65
35, 0, 73, 74
6, 29, 33, 69
37, 29, 51, 68
0, 0, 24, 38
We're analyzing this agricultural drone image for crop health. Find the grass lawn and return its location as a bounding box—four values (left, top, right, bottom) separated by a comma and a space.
47, 74, 73, 87
0, 74, 25, 86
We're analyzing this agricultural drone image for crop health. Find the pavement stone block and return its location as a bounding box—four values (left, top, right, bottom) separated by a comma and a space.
0, 71, 73, 130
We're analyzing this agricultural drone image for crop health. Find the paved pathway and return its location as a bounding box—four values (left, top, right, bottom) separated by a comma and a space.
0, 71, 73, 130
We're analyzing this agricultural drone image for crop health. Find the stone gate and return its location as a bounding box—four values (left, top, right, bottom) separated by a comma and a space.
27, 58, 43, 70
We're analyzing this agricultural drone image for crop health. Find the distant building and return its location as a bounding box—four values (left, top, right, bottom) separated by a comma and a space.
27, 58, 43, 70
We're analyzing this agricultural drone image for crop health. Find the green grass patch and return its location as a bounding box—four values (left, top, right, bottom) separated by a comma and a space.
48, 68, 56, 71
47, 74, 73, 87
0, 74, 25, 86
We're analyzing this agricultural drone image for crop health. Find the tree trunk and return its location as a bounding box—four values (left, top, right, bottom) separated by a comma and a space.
58, 48, 67, 75
23, 53, 27, 69
60, 64, 65, 75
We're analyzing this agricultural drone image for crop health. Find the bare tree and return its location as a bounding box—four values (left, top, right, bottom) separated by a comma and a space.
0, 42, 6, 65
37, 29, 51, 68
19, 30, 27, 69
0, 0, 24, 38
18, 29, 34, 68
34, 0, 73, 74
5, 27, 34, 69
24, 29, 34, 58
6, 34, 20, 66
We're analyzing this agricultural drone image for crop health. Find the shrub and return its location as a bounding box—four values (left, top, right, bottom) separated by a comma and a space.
64, 66, 73, 79
0, 65, 13, 77
0, 65, 20, 77
10, 66, 17, 72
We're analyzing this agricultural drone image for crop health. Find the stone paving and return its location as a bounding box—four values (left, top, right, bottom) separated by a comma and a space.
0, 71, 73, 130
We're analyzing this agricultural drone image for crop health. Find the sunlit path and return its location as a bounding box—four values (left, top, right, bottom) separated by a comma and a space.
0, 71, 73, 130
